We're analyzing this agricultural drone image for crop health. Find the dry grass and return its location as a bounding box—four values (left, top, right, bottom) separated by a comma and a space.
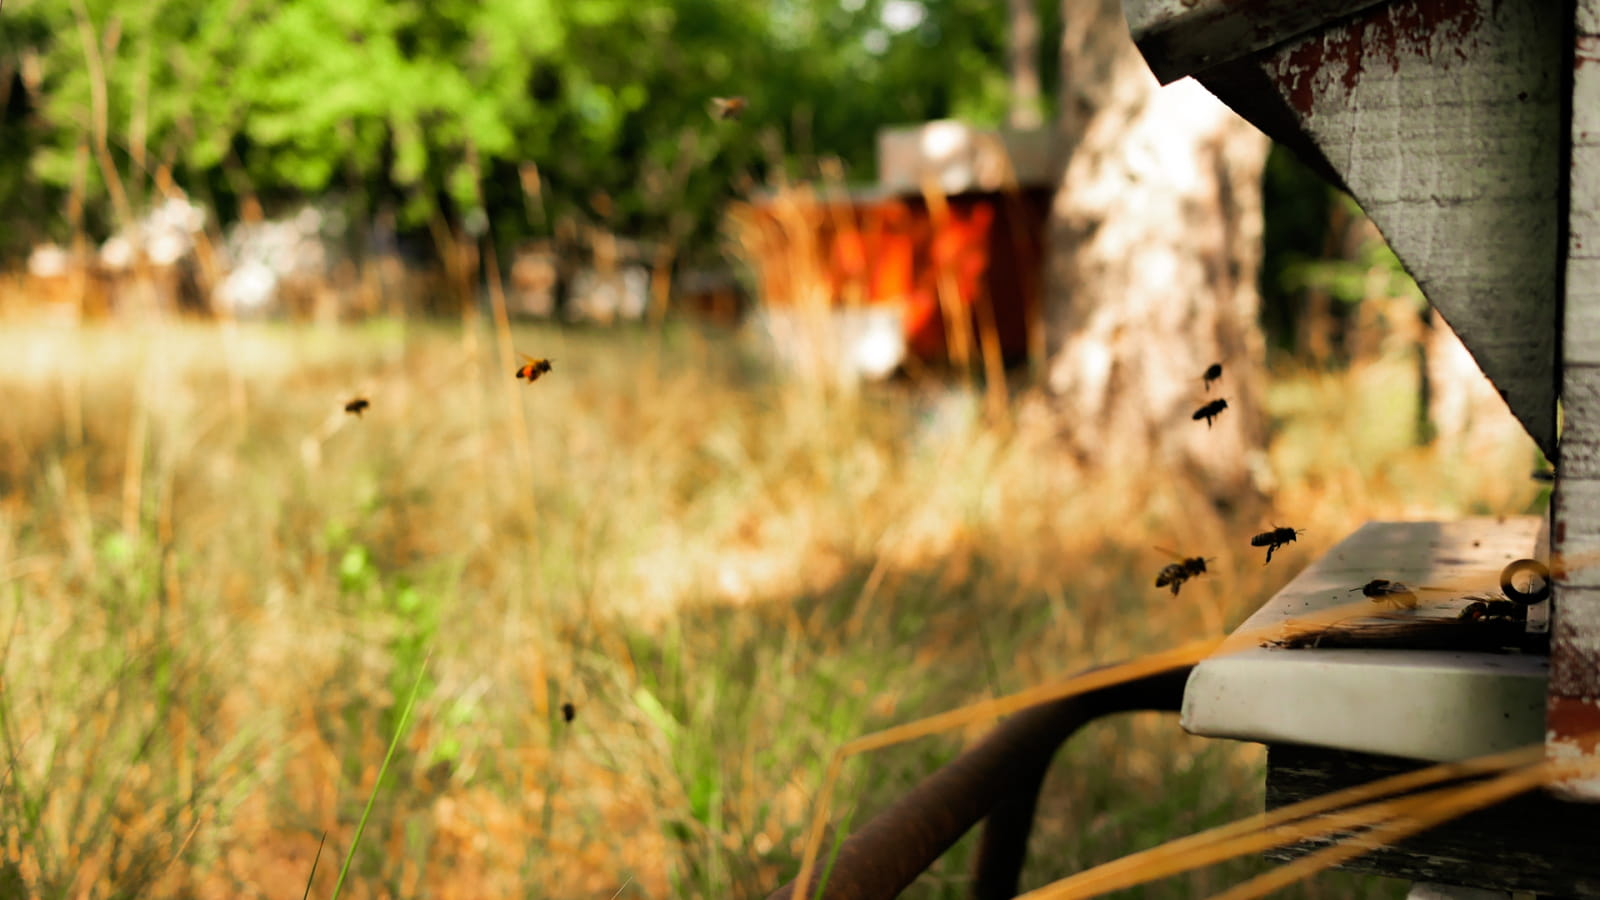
0, 315, 1543, 898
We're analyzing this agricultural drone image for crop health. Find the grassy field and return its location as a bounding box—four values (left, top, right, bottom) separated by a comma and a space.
0, 317, 1544, 899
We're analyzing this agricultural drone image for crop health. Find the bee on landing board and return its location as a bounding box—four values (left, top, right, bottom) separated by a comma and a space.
1192, 398, 1228, 428
1202, 363, 1223, 392
1250, 525, 1304, 565
1350, 578, 1418, 610
344, 397, 370, 417
709, 96, 747, 120
515, 354, 554, 383
1459, 598, 1523, 622
1153, 547, 1214, 596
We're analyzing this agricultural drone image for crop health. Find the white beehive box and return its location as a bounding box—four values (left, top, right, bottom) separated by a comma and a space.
876, 121, 1056, 196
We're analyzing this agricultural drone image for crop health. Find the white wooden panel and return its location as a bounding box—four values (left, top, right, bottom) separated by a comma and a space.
1122, 0, 1389, 84
1252, 0, 1561, 457
1553, 479, 1600, 587
1183, 519, 1547, 762
1560, 369, 1600, 480
1567, 260, 1600, 366
1550, 0, 1600, 802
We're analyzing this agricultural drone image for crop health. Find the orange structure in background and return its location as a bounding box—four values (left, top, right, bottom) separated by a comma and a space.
732, 184, 1053, 371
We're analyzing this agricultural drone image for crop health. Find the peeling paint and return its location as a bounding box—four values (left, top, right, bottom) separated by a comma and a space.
1273, 0, 1494, 115
1580, 34, 1600, 68
1548, 696, 1600, 754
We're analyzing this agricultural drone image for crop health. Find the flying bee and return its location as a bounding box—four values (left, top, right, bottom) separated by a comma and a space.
1153, 548, 1214, 596
515, 353, 554, 383
1350, 578, 1418, 610
1192, 398, 1228, 428
709, 96, 747, 120
561, 701, 576, 723
1250, 525, 1304, 565
343, 397, 370, 417
1155, 563, 1189, 595
1202, 362, 1223, 392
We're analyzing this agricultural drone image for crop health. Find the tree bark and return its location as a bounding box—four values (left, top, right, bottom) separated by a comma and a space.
1007, 0, 1043, 130
1042, 0, 1270, 514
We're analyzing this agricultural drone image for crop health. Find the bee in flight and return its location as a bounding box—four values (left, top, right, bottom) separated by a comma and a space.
561, 701, 576, 723
1202, 362, 1223, 392
1192, 398, 1228, 428
1350, 578, 1418, 610
343, 397, 370, 417
1250, 525, 1304, 565
709, 96, 747, 120
1154, 548, 1214, 596
515, 353, 554, 383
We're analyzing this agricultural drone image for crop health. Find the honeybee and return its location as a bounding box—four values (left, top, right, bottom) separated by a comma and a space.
710, 96, 747, 120
1250, 525, 1304, 565
1350, 578, 1418, 610
1153, 548, 1214, 596
344, 397, 370, 417
1192, 398, 1228, 428
1458, 598, 1523, 622
515, 353, 554, 383
1202, 363, 1223, 391
561, 701, 576, 723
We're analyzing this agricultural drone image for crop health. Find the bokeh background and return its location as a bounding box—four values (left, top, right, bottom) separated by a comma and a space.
0, 0, 1547, 897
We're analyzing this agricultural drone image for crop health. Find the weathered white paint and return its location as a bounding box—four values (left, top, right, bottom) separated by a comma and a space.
1182, 519, 1548, 762
1560, 370, 1600, 480
1549, 0, 1600, 803
1125, 0, 1562, 459
1567, 260, 1600, 365
1122, 0, 1388, 84
1258, 0, 1561, 460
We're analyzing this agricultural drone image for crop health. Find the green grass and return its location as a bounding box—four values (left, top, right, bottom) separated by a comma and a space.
0, 318, 1542, 898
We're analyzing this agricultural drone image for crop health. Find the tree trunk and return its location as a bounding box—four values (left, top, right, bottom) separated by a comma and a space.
1041, 0, 1270, 515
1007, 0, 1043, 131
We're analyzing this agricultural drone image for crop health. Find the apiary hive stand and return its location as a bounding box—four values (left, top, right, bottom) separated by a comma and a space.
1122, 0, 1600, 807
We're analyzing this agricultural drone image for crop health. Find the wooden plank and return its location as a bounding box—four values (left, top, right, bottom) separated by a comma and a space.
1121, 0, 1389, 84
1550, 0, 1600, 803
1561, 373, 1600, 480
1265, 744, 1600, 897
1568, 262, 1600, 366
1184, 0, 1562, 459
1182, 519, 1547, 762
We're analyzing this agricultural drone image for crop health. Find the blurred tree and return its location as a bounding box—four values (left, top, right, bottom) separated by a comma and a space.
0, 0, 1061, 271
1006, 0, 1043, 129
1040, 0, 1270, 515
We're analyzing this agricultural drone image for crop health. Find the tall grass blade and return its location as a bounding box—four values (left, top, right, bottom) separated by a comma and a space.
330, 653, 430, 900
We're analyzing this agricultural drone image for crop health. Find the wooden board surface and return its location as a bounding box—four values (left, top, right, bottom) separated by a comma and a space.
1182, 518, 1547, 762
1266, 744, 1600, 897
1549, 0, 1600, 802
1257, 0, 1561, 460
1132, 0, 1564, 459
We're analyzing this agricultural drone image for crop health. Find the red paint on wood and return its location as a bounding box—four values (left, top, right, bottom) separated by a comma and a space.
1274, 0, 1492, 115
1579, 34, 1600, 68
1549, 696, 1600, 754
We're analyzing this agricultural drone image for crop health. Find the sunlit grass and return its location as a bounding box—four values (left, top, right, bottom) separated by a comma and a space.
0, 317, 1542, 898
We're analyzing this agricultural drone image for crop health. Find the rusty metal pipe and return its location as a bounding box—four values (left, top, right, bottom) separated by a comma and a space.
766, 664, 1192, 900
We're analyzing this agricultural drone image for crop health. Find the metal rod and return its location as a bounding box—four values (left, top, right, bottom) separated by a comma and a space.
765, 664, 1192, 900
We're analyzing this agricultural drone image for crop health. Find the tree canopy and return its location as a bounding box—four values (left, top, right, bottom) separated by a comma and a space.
0, 0, 1052, 261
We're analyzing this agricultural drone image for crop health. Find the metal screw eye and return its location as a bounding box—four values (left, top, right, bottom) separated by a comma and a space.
1499, 558, 1551, 606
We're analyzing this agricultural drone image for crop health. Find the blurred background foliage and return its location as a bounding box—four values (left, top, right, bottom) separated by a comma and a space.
0, 0, 1042, 261
0, 0, 1401, 364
